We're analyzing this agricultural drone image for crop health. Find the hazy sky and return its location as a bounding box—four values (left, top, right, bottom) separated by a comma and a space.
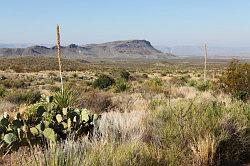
1, 0, 250, 46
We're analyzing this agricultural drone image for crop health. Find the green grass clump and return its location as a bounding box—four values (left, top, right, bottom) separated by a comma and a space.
115, 78, 130, 93
187, 79, 197, 87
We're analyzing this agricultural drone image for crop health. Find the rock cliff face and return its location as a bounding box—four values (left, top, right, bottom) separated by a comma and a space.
0, 40, 170, 59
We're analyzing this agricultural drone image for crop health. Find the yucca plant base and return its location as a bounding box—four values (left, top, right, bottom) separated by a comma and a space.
0, 96, 100, 155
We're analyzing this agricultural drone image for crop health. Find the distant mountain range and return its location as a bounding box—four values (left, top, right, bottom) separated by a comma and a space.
1, 41, 249, 59
156, 45, 250, 59
0, 40, 169, 59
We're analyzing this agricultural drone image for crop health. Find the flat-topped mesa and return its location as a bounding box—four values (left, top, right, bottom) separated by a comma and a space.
112, 40, 162, 55
0, 40, 170, 59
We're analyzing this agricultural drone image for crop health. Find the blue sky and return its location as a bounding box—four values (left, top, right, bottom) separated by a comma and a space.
1, 0, 250, 46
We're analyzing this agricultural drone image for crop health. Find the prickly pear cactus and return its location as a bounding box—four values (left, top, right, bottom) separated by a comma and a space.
0, 94, 101, 153
43, 128, 57, 143
4, 133, 18, 145
67, 118, 72, 131
11, 119, 23, 130
56, 114, 63, 123
0, 116, 9, 127
30, 127, 39, 136
80, 109, 89, 122
62, 108, 68, 116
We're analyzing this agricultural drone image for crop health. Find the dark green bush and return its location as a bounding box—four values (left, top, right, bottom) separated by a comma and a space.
179, 75, 191, 83
120, 70, 130, 81
142, 73, 148, 79
93, 74, 115, 89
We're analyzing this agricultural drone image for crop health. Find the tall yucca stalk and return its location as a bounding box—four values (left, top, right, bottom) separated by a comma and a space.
57, 24, 64, 92
204, 44, 208, 83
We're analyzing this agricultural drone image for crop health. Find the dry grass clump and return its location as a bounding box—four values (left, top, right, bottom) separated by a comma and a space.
0, 100, 16, 113
97, 110, 146, 142
111, 93, 149, 112
170, 86, 197, 99
190, 134, 217, 166
79, 91, 113, 113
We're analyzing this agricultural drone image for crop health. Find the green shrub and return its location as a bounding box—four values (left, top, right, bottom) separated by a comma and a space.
142, 73, 148, 79
143, 77, 164, 93
188, 79, 211, 91
179, 75, 190, 83
115, 79, 130, 93
188, 79, 197, 87
93, 74, 115, 89
154, 77, 163, 86
218, 59, 250, 101
120, 69, 130, 81
196, 81, 211, 91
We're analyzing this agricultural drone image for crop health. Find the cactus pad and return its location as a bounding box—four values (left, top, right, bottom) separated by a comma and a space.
43, 128, 56, 143
4, 133, 17, 144
56, 114, 63, 123
30, 127, 39, 136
